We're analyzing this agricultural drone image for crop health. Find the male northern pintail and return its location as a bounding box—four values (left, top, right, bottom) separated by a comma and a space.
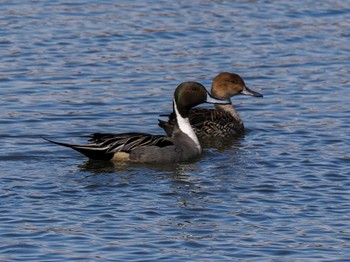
44, 82, 231, 163
158, 72, 263, 139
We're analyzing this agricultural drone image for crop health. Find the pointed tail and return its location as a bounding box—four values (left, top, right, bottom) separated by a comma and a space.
42, 137, 114, 161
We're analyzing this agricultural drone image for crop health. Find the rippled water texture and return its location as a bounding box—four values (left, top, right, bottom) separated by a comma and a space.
1, 0, 350, 260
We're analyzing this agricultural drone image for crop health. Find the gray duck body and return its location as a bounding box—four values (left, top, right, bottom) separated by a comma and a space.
45, 82, 231, 163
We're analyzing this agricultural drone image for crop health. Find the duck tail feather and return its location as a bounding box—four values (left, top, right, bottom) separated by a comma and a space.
42, 137, 113, 161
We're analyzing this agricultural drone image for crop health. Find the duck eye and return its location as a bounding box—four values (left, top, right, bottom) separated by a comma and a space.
231, 80, 237, 84
192, 87, 197, 91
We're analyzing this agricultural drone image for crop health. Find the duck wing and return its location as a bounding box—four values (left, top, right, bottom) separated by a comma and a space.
88, 132, 173, 152
44, 133, 173, 161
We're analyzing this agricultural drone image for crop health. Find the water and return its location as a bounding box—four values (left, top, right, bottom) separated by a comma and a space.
1, 0, 350, 260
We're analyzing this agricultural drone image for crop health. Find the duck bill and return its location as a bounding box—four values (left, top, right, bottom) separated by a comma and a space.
205, 93, 231, 105
241, 86, 263, 97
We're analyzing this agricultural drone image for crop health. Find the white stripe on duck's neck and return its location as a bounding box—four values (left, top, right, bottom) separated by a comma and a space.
173, 99, 201, 153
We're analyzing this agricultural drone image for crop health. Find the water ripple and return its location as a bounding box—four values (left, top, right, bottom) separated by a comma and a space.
1, 0, 350, 260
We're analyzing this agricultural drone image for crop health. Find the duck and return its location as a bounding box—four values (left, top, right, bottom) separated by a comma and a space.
158, 72, 263, 139
44, 82, 231, 163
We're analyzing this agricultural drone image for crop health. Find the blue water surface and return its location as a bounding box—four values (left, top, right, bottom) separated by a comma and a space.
1, 0, 350, 261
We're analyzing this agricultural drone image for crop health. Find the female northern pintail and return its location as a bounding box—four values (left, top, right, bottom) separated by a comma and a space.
159, 72, 263, 139
44, 82, 231, 163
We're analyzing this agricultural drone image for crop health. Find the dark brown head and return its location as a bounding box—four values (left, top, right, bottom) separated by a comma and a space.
211, 72, 263, 99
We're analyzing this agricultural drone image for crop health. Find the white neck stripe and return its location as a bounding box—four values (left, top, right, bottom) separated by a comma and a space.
173, 99, 201, 153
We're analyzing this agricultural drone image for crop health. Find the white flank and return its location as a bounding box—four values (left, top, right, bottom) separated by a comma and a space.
173, 100, 201, 153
